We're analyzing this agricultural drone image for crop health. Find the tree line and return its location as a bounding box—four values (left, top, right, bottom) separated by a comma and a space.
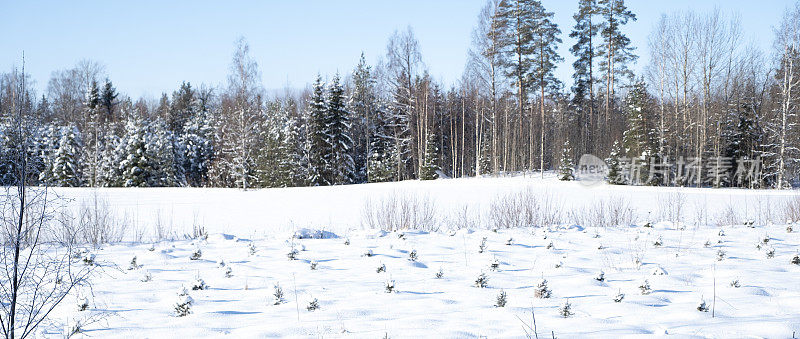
3, 0, 800, 189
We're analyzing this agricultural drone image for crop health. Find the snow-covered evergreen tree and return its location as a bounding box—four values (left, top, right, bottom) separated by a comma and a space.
622, 80, 654, 185
44, 126, 83, 187
347, 53, 376, 184
558, 140, 575, 181
281, 97, 309, 187
724, 101, 763, 188
419, 131, 440, 180
307, 75, 331, 186
367, 99, 396, 183
606, 140, 625, 184
326, 73, 355, 185
118, 119, 152, 187
181, 106, 214, 187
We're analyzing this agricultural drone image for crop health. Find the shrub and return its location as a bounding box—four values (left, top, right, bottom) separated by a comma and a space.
310, 261, 318, 270
361, 192, 438, 232
435, 267, 444, 279
248, 242, 257, 256
792, 254, 800, 265
479, 237, 487, 253
224, 267, 233, 278
377, 263, 386, 273
489, 189, 563, 229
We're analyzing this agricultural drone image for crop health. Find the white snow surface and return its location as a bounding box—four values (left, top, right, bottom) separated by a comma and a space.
37, 174, 800, 337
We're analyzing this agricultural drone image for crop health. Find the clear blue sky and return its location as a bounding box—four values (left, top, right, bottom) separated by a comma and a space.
1, 0, 795, 100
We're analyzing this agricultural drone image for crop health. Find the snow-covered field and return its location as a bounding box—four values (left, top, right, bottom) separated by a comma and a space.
44, 175, 800, 337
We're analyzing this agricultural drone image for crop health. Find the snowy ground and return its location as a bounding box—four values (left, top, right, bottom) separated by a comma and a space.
39, 174, 800, 337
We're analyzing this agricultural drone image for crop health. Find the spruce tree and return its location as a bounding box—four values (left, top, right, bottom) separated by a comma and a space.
606, 140, 625, 184
100, 78, 118, 122
51, 126, 82, 187
621, 80, 654, 185
348, 53, 376, 183
622, 81, 653, 158
307, 75, 331, 186
724, 101, 762, 188
181, 106, 214, 187
326, 73, 355, 185
558, 140, 575, 181
367, 99, 396, 183
419, 131, 440, 180
119, 119, 153, 187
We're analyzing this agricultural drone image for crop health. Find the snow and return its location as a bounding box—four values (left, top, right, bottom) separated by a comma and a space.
38, 174, 800, 337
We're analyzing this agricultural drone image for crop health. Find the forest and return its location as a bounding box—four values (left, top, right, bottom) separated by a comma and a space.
2, 0, 800, 189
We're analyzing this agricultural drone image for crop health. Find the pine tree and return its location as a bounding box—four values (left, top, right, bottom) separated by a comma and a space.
307, 75, 331, 186
326, 73, 355, 185
570, 0, 600, 154
419, 131, 440, 180
558, 140, 575, 181
597, 0, 637, 124
529, 0, 563, 175
497, 0, 536, 150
